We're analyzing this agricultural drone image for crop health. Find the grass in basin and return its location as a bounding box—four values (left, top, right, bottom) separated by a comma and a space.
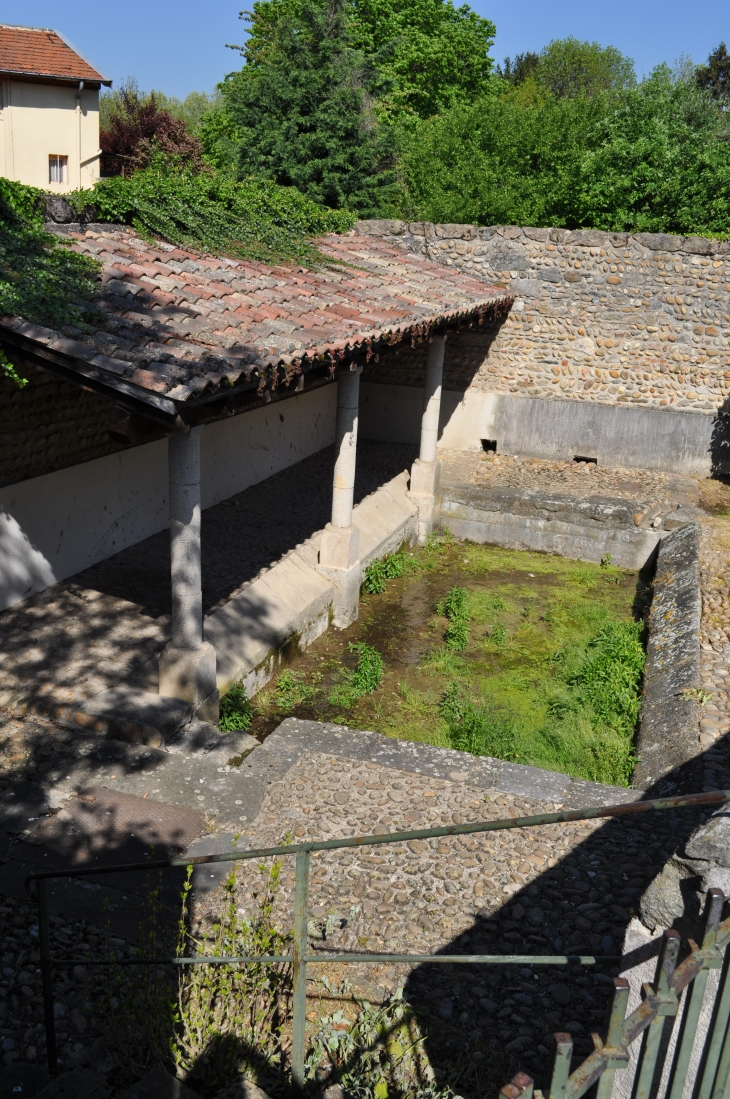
241, 535, 648, 786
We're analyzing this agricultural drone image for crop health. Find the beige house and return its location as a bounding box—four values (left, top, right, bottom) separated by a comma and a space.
0, 23, 110, 192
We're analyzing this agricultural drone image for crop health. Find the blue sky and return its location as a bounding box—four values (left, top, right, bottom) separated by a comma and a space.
3, 0, 727, 98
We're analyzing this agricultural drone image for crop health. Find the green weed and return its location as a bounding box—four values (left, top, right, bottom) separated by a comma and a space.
329, 643, 384, 706
219, 684, 254, 732
306, 983, 446, 1099
363, 552, 412, 595
420, 647, 466, 677
275, 669, 315, 711
440, 683, 518, 761
436, 586, 470, 650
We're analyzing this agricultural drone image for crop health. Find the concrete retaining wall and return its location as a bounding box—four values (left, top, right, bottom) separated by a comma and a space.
440, 483, 662, 569
206, 470, 418, 694
361, 381, 727, 476
0, 384, 337, 612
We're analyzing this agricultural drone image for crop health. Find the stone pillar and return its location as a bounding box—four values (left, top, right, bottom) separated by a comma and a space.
319, 365, 363, 627
410, 334, 446, 542
158, 428, 219, 722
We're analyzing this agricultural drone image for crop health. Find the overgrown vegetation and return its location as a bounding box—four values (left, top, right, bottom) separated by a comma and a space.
329, 641, 385, 706
306, 980, 444, 1099
439, 618, 644, 785
0, 178, 101, 330
238, 537, 647, 786
363, 551, 412, 594
70, 159, 355, 265
219, 684, 254, 732
105, 863, 291, 1094
436, 586, 470, 651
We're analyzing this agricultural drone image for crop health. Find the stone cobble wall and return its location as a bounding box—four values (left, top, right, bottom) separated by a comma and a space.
0, 365, 125, 488
357, 220, 730, 412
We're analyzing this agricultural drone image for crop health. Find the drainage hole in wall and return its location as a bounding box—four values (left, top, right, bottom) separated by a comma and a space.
481, 439, 497, 453
574, 455, 597, 465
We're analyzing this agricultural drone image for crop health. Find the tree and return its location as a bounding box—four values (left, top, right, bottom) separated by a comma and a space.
220, 0, 398, 213
100, 87, 204, 175
496, 52, 539, 86
696, 42, 730, 100
233, 0, 496, 124
535, 37, 635, 98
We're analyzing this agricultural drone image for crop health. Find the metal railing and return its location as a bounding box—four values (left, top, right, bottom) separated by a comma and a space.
500, 888, 730, 1099
25, 788, 730, 1090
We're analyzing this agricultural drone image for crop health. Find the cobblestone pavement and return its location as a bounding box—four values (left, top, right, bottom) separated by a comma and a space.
440, 449, 700, 508
195, 747, 704, 1095
0, 442, 416, 711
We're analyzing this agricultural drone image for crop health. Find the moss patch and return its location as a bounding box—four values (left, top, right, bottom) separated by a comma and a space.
247, 536, 648, 786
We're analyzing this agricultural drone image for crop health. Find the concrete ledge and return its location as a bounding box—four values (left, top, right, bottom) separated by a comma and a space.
633, 523, 702, 792
264, 717, 640, 809
206, 470, 417, 696
440, 484, 661, 569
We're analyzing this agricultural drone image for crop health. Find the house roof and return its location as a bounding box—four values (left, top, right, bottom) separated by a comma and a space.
0, 225, 512, 430
0, 24, 110, 85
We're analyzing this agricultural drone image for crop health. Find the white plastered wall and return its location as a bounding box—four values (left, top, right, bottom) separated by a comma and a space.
0, 385, 337, 612
0, 78, 100, 190
360, 381, 494, 450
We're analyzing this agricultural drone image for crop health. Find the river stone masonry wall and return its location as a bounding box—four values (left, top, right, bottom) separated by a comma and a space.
357, 220, 730, 414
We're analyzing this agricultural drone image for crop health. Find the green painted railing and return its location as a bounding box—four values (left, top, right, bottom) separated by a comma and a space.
25, 787, 730, 1092
500, 888, 730, 1099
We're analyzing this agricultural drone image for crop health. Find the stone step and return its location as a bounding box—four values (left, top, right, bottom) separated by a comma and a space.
74, 688, 192, 747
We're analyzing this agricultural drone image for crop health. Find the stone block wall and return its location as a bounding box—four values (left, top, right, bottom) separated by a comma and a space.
357, 220, 730, 414
0, 364, 126, 489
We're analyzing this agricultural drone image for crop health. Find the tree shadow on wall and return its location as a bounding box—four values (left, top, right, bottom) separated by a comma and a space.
709, 409, 730, 478
403, 745, 724, 1099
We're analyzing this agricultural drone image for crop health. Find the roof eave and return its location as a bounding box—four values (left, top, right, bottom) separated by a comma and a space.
0, 68, 110, 86
0, 295, 513, 431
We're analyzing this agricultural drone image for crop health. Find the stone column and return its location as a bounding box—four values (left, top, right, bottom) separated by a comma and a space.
158, 428, 219, 721
318, 365, 363, 627
410, 334, 446, 542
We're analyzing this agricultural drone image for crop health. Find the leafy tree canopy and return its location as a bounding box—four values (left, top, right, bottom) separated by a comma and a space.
696, 41, 730, 101
219, 0, 398, 213
399, 63, 730, 236
534, 37, 636, 98
237, 0, 496, 122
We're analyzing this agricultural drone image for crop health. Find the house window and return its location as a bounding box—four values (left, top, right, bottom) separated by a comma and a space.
49, 155, 68, 184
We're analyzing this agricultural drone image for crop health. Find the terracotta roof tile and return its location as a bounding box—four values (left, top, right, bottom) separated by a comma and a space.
0, 24, 109, 83
1, 226, 512, 413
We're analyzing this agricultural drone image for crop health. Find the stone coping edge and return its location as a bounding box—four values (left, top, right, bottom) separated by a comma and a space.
633, 523, 702, 792
262, 717, 640, 810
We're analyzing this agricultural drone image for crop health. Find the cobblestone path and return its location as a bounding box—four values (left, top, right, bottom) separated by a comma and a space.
200, 739, 704, 1095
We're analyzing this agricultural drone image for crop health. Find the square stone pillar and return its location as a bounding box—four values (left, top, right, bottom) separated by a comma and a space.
319, 365, 362, 627
410, 334, 446, 542
158, 427, 219, 722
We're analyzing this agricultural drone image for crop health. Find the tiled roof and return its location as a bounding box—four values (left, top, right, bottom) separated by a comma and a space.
0, 24, 109, 83
0, 226, 512, 421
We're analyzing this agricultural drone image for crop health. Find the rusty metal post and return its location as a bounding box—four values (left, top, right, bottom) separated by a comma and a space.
548, 1032, 572, 1099
36, 878, 57, 1074
667, 889, 726, 1099
633, 930, 680, 1099
499, 1070, 534, 1099
595, 977, 630, 1099
291, 850, 310, 1093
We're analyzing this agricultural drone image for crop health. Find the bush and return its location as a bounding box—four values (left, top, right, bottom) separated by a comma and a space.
0, 178, 101, 329
362, 551, 410, 595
